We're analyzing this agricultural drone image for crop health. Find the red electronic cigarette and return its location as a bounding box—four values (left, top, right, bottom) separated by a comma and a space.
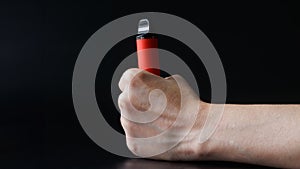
136, 19, 160, 76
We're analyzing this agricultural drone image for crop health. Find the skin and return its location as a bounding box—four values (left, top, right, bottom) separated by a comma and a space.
118, 68, 300, 169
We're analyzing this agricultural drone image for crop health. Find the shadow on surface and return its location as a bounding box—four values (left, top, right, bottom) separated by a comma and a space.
115, 159, 278, 169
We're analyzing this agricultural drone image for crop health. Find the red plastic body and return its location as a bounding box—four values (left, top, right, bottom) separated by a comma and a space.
136, 38, 160, 76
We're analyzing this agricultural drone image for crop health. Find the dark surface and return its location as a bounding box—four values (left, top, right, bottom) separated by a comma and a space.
1, 0, 299, 168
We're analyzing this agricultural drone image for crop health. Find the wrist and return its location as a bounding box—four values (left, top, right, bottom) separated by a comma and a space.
187, 101, 215, 160
193, 102, 226, 161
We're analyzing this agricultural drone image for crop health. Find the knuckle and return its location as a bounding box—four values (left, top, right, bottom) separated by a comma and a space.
120, 117, 127, 128
120, 117, 137, 132
118, 93, 127, 110
119, 68, 141, 91
123, 68, 140, 80
126, 139, 139, 156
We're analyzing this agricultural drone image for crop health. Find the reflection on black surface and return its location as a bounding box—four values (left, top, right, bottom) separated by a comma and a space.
116, 159, 276, 169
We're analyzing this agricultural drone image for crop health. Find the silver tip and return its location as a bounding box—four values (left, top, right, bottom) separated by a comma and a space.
138, 19, 149, 34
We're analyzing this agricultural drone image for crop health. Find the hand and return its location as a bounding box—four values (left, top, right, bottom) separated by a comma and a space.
118, 68, 210, 160
118, 69, 300, 168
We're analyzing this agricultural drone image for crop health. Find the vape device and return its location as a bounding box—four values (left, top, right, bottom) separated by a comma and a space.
136, 19, 160, 76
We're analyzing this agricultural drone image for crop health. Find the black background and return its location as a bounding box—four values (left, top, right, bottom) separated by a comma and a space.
1, 0, 299, 168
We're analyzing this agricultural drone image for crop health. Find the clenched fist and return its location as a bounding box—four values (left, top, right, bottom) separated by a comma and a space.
117, 69, 300, 168
118, 68, 210, 160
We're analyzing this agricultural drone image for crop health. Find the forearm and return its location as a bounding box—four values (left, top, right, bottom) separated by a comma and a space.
205, 104, 300, 168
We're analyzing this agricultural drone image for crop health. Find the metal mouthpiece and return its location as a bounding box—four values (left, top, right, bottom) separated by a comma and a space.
138, 19, 149, 34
